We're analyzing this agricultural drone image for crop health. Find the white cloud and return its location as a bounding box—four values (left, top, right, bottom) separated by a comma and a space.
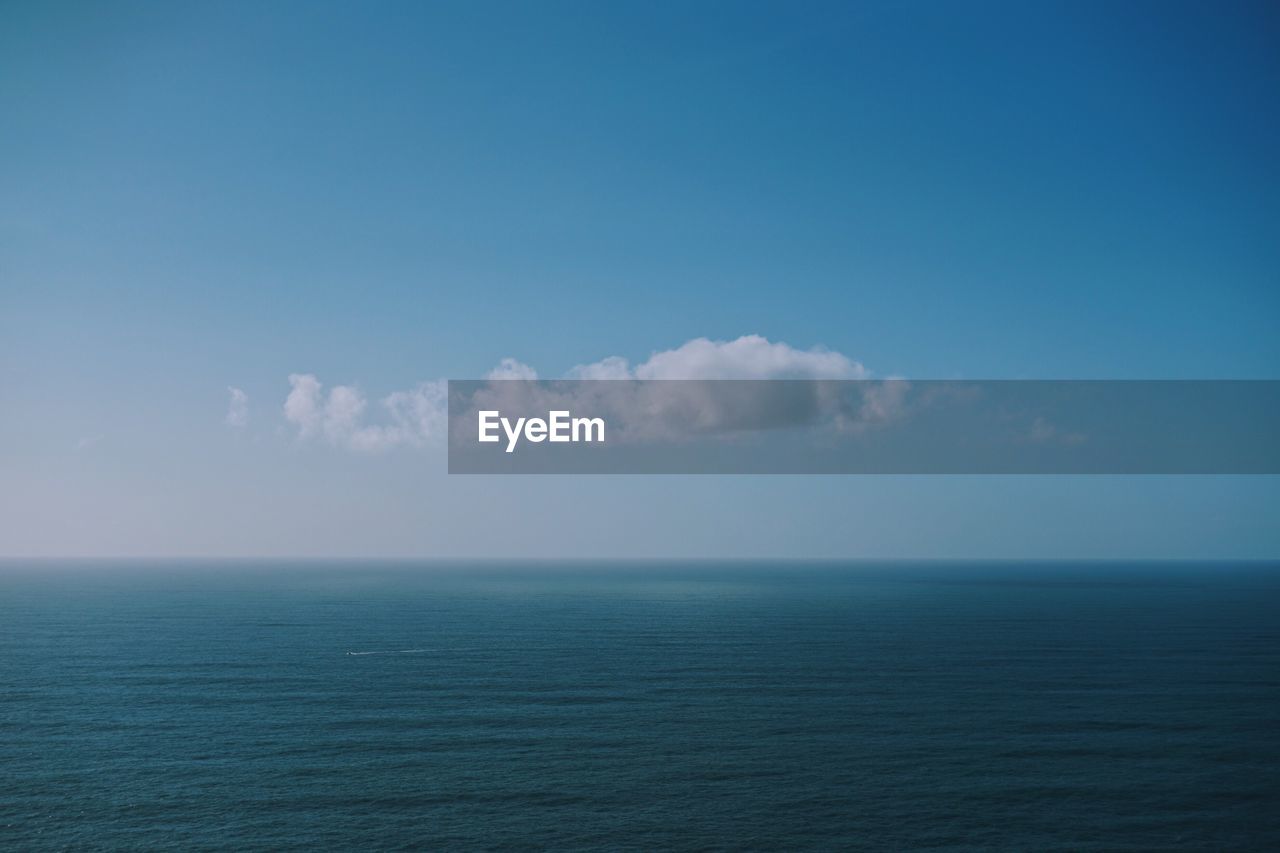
225, 387, 249, 428
283, 374, 446, 451
568, 335, 867, 380
565, 355, 632, 380
355, 381, 448, 451
486, 358, 538, 380
284, 374, 324, 438
279, 336, 878, 452
322, 385, 366, 444
473, 336, 882, 443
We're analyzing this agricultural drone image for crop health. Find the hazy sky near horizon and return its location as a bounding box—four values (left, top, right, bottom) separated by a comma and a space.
2, 1, 1278, 558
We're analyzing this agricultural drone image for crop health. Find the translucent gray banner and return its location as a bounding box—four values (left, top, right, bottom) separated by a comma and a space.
447, 380, 1280, 474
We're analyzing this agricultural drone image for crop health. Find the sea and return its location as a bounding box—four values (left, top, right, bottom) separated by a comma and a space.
1, 561, 1277, 850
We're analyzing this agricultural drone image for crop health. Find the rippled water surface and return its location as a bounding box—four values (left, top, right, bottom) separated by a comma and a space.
2, 561, 1278, 849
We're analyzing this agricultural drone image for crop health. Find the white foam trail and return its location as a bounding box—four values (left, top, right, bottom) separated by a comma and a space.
345, 648, 431, 656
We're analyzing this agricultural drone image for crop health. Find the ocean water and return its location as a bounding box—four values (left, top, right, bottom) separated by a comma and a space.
1, 561, 1278, 850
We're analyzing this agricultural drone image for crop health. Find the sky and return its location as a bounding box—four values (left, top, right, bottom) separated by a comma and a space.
1, 0, 1278, 558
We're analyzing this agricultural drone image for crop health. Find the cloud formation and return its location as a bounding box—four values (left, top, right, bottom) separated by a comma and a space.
225, 387, 249, 428
278, 336, 877, 451
486, 358, 538, 380
284, 374, 445, 451
468, 336, 887, 444
568, 335, 867, 380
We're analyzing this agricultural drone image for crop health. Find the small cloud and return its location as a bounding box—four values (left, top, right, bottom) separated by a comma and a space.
486, 358, 538, 381
284, 374, 324, 438
568, 335, 867, 380
226, 387, 249, 428
74, 435, 103, 452
565, 355, 632, 380
283, 374, 445, 452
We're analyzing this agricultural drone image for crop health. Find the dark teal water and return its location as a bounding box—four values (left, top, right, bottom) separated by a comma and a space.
2, 562, 1278, 850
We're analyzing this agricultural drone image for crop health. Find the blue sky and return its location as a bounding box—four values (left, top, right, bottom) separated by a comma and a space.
2, 1, 1278, 557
